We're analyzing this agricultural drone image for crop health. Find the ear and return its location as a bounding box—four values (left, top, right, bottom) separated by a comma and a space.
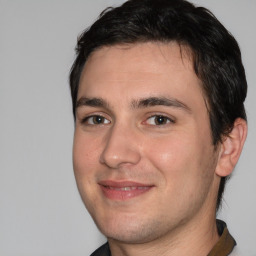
215, 118, 247, 177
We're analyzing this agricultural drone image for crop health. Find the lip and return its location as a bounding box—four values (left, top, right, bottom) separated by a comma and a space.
98, 180, 154, 201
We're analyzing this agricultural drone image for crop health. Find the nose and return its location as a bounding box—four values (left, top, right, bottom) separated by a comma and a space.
99, 124, 141, 169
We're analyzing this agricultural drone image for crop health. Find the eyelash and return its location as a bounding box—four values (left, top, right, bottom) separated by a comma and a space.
80, 114, 174, 127
81, 115, 111, 125
145, 115, 175, 126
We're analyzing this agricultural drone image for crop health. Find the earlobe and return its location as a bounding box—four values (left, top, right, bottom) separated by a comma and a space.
215, 118, 247, 177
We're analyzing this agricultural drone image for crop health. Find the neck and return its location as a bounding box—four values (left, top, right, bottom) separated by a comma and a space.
108, 209, 219, 256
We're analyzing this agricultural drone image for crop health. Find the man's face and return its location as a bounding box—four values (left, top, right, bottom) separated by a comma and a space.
73, 42, 221, 243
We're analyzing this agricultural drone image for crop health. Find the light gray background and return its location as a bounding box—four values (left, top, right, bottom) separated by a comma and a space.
0, 1, 255, 255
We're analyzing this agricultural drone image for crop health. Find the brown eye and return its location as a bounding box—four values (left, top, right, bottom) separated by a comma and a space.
146, 115, 173, 125
84, 115, 110, 125
92, 116, 104, 124
155, 116, 169, 125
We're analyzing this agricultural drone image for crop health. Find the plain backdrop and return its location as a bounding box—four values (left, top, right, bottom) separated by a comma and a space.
0, 1, 255, 255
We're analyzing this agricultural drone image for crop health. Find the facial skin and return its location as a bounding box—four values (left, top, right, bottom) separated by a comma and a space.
73, 42, 227, 255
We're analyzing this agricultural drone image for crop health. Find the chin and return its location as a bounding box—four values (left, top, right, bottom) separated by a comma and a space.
95, 214, 169, 244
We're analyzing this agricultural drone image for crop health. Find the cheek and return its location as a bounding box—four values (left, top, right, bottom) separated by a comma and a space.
72, 131, 103, 210
145, 135, 193, 174
73, 130, 101, 179
144, 133, 217, 214
144, 131, 213, 187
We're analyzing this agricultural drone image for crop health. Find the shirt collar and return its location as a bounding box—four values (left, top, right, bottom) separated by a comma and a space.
207, 219, 236, 256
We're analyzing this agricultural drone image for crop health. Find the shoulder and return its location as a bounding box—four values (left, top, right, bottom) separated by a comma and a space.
90, 242, 111, 256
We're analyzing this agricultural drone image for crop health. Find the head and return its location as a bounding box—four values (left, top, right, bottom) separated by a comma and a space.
70, 0, 247, 211
70, 1, 248, 247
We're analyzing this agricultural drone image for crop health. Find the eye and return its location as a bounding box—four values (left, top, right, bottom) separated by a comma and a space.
145, 115, 173, 126
83, 115, 110, 125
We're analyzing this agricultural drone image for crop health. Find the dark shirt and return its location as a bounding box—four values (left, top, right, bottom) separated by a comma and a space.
90, 220, 236, 256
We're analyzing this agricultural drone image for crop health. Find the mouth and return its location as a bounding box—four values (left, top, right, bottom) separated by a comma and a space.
98, 180, 154, 200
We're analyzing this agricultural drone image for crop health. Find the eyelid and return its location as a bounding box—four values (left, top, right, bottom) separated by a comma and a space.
87, 116, 110, 125
80, 113, 111, 125
143, 114, 175, 126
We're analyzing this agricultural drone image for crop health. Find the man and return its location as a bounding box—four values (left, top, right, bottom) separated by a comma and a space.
69, 0, 247, 255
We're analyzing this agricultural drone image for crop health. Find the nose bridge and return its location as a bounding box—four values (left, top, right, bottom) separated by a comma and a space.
100, 121, 141, 168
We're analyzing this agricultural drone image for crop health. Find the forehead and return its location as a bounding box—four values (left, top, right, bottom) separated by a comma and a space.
78, 42, 205, 110
82, 42, 195, 81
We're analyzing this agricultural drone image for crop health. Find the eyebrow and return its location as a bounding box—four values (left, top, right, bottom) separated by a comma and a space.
76, 97, 109, 109
131, 97, 191, 112
76, 96, 191, 112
